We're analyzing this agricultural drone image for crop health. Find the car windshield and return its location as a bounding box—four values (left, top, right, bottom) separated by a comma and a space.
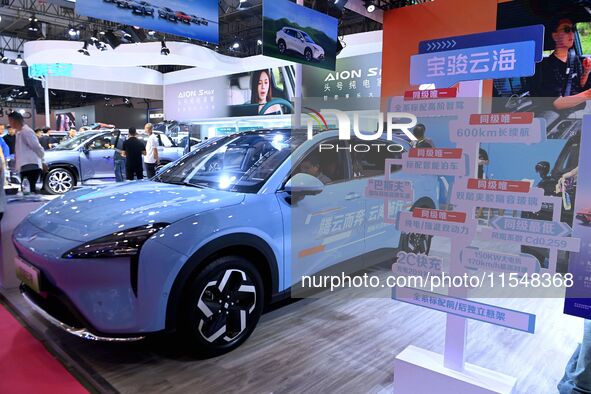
156, 131, 306, 193
52, 132, 102, 150
303, 33, 314, 43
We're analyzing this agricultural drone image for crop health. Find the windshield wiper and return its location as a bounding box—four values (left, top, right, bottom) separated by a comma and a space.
158, 179, 209, 189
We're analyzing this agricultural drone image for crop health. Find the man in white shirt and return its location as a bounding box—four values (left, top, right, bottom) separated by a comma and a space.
9, 112, 45, 194
143, 123, 159, 178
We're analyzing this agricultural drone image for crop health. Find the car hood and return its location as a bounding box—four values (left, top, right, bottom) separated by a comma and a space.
311, 44, 323, 53
26, 181, 245, 242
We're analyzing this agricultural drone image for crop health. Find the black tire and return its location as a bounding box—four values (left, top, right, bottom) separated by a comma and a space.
278, 40, 286, 54
43, 168, 75, 195
305, 48, 312, 61
179, 256, 264, 358
399, 205, 433, 255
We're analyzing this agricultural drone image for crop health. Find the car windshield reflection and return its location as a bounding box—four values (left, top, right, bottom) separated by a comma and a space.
156, 131, 305, 193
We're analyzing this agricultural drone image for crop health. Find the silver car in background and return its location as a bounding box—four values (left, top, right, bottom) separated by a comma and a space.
42, 129, 184, 194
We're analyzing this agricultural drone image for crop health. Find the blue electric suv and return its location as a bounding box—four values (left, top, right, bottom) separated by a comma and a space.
43, 129, 184, 195
13, 129, 438, 356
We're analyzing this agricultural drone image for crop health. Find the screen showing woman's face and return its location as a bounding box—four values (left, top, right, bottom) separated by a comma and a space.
258, 72, 270, 103
553, 21, 575, 50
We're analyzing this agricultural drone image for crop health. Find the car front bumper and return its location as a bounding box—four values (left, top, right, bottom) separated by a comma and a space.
13, 219, 188, 337
21, 284, 145, 342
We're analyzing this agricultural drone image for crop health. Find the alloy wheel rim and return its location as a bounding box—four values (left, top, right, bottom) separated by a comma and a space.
196, 269, 257, 344
48, 171, 73, 194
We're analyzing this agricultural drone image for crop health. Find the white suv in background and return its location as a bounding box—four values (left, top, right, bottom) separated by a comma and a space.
275, 27, 325, 62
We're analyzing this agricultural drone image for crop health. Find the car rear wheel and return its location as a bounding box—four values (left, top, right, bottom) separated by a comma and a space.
44, 168, 75, 195
278, 40, 286, 54
305, 48, 312, 61
179, 256, 264, 358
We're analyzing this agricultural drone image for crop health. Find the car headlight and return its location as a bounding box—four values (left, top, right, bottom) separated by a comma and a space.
63, 223, 169, 259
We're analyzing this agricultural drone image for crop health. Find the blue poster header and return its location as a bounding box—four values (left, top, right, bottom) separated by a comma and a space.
410, 40, 536, 88
419, 25, 545, 63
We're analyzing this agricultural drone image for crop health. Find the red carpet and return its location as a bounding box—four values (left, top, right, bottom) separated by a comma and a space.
0, 304, 88, 394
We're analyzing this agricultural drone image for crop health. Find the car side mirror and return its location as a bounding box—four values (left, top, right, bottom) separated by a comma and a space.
284, 173, 324, 196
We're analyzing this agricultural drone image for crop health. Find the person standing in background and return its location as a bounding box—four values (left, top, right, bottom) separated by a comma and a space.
412, 124, 434, 148
143, 123, 159, 178
3, 125, 15, 156
68, 128, 77, 139
0, 132, 9, 159
9, 112, 45, 194
122, 127, 145, 181
39, 127, 52, 150
113, 130, 126, 182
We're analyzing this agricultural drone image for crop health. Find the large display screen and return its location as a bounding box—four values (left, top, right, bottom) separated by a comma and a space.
302, 52, 382, 110
76, 0, 219, 43
493, 0, 591, 140
164, 66, 296, 121
263, 0, 338, 71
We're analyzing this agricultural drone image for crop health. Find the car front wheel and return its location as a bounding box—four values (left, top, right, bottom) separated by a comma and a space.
179, 256, 264, 357
305, 48, 312, 61
44, 168, 75, 195
278, 40, 286, 54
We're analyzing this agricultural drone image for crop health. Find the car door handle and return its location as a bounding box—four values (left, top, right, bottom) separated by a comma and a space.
345, 192, 361, 201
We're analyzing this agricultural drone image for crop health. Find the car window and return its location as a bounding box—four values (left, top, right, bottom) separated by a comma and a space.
88, 131, 119, 151
158, 134, 174, 147
554, 138, 580, 175
351, 139, 405, 178
578, 22, 591, 55
52, 132, 102, 150
291, 139, 349, 185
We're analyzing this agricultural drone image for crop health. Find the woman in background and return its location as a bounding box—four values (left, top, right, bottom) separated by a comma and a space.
250, 69, 282, 115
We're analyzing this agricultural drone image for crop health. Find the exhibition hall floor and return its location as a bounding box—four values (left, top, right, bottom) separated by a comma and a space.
1, 237, 581, 394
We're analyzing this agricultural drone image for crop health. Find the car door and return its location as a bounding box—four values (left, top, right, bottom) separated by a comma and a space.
279, 138, 365, 285
287, 29, 299, 53
79, 130, 120, 179
350, 138, 410, 255
294, 31, 306, 55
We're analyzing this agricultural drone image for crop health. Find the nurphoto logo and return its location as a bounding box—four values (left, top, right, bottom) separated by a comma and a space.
308, 109, 417, 153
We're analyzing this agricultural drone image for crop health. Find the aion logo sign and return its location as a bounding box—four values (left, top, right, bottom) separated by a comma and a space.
307, 110, 418, 152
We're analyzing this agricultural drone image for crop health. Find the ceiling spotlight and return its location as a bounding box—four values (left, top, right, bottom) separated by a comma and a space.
160, 40, 170, 56
148, 30, 156, 36
257, 39, 262, 46
364, 0, 376, 12
15, 54, 23, 65
68, 27, 77, 37
78, 41, 90, 56
232, 41, 240, 49
28, 14, 38, 22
